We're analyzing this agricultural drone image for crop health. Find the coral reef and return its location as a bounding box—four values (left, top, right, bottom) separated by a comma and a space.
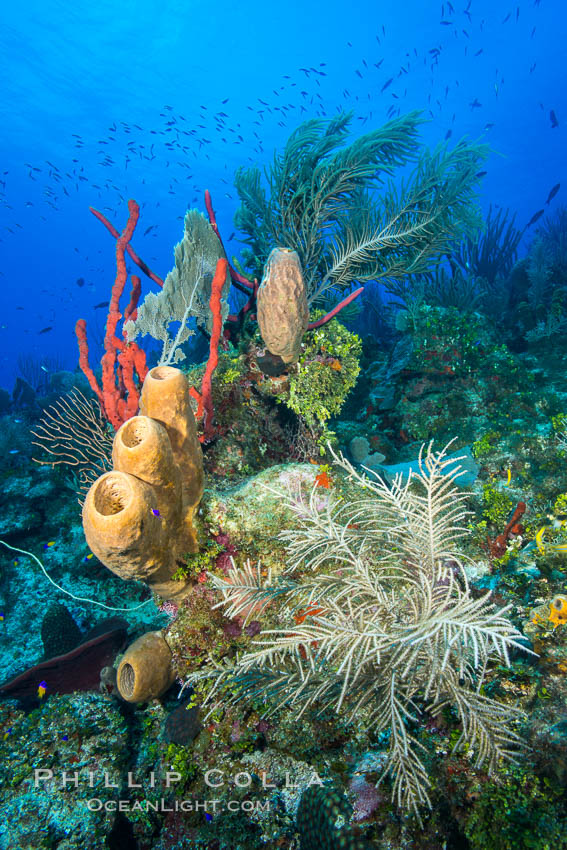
7, 116, 567, 850
196, 442, 529, 816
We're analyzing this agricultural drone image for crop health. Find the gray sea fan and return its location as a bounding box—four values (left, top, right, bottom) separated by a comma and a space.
189, 441, 531, 816
124, 210, 231, 365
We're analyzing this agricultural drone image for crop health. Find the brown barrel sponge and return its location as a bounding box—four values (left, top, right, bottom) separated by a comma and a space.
257, 248, 309, 365
117, 631, 176, 703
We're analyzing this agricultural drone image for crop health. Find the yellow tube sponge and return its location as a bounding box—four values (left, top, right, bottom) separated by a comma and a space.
116, 631, 175, 702
139, 365, 204, 510
82, 367, 204, 601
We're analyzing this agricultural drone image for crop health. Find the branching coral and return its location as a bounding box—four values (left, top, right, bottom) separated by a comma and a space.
189, 441, 531, 816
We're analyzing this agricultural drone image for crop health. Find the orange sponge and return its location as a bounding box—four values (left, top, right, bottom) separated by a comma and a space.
549, 595, 567, 628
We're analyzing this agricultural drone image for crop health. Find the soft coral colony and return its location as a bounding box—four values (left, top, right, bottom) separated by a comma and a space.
32, 108, 534, 829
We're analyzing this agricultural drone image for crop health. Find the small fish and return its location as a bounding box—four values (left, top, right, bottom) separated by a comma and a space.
38, 326, 53, 334
526, 208, 545, 227
550, 110, 559, 128
535, 526, 547, 553
93, 302, 108, 309
545, 183, 560, 205
381, 77, 394, 92
40, 365, 49, 373
84, 553, 94, 562
43, 541, 56, 549
62, 734, 69, 741
8, 449, 19, 455
476, 171, 487, 178
37, 680, 48, 699
151, 508, 161, 518
3, 727, 12, 740
294, 605, 325, 625
204, 812, 213, 822
12, 560, 19, 567
0, 612, 4, 622
76, 277, 85, 287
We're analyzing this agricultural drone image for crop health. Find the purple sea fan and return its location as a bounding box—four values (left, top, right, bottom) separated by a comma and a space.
223, 618, 243, 638
215, 530, 239, 574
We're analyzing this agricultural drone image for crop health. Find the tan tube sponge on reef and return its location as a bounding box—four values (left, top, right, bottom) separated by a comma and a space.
257, 247, 309, 365
82, 366, 204, 602
116, 631, 175, 703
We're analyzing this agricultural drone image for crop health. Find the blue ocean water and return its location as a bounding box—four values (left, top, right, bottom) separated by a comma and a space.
0, 0, 563, 387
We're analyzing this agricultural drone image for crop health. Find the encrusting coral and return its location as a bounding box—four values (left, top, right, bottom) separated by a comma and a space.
82, 365, 204, 602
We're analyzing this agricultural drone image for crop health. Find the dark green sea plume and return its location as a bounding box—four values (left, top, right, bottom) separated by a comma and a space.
234, 111, 488, 310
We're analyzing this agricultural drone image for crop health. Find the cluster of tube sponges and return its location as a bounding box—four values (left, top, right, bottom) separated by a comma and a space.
82, 366, 204, 703
83, 365, 204, 603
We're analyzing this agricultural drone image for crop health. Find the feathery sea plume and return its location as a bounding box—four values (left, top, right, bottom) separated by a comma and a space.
187, 441, 531, 816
